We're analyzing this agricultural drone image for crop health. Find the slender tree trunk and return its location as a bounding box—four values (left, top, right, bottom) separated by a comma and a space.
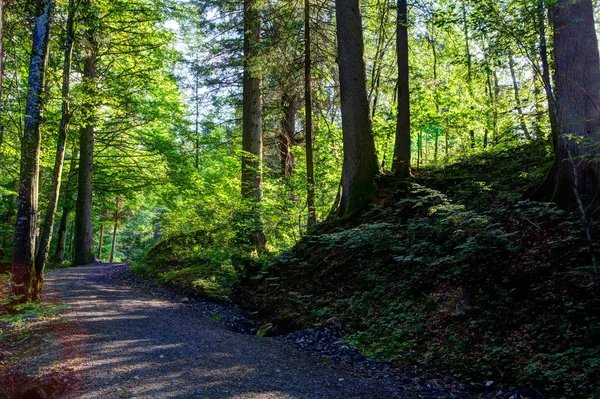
539, 0, 559, 149
194, 69, 200, 170
241, 0, 266, 253
73, 0, 96, 266
109, 222, 117, 263
33, 0, 76, 299
55, 201, 72, 263
11, 0, 54, 303
279, 94, 296, 178
109, 197, 120, 263
335, 0, 379, 216
470, 130, 475, 150
508, 56, 532, 140
305, 0, 316, 228
544, 0, 600, 200
97, 217, 103, 260
393, 0, 411, 177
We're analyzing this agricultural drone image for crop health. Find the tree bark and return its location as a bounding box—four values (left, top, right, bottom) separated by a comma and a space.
393, 0, 411, 177
241, 0, 267, 253
545, 0, 600, 200
508, 56, 532, 141
305, 0, 316, 228
539, 0, 559, 149
335, 0, 379, 217
73, 0, 97, 266
11, 0, 54, 303
97, 218, 103, 260
279, 94, 296, 178
33, 0, 76, 299
55, 201, 72, 263
109, 197, 120, 263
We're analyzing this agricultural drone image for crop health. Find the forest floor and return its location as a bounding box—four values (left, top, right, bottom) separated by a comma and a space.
1, 262, 493, 399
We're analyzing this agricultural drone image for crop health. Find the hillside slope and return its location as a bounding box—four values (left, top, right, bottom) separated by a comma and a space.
248, 143, 600, 398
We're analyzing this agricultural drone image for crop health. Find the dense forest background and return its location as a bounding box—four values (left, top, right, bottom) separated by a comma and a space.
1, 0, 600, 397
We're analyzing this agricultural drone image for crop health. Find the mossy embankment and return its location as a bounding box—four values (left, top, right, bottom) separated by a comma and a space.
247, 143, 600, 398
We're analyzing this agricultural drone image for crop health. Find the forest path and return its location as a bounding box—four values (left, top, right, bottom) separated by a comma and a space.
46, 263, 410, 399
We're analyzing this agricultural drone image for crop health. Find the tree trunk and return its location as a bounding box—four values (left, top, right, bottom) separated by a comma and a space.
279, 94, 296, 178
73, 0, 96, 266
97, 220, 103, 260
241, 0, 266, 253
545, 0, 600, 200
55, 201, 72, 263
109, 197, 120, 263
508, 56, 532, 140
470, 130, 475, 149
335, 0, 379, 216
11, 0, 54, 303
305, 0, 316, 228
33, 0, 76, 299
109, 222, 117, 263
539, 0, 559, 149
393, 0, 411, 177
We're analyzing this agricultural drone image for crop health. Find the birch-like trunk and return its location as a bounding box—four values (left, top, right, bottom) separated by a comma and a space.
11, 0, 54, 303
33, 0, 76, 299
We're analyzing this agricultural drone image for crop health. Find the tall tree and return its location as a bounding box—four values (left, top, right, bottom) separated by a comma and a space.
508, 55, 531, 141
11, 0, 54, 303
73, 0, 97, 266
393, 0, 411, 177
542, 0, 600, 199
241, 0, 267, 253
304, 0, 316, 227
34, 0, 77, 298
335, 0, 379, 216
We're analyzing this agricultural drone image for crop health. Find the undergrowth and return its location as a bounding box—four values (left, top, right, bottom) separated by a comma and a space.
248, 142, 599, 398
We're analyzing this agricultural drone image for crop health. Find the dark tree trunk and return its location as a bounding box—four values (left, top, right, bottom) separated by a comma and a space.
305, 0, 316, 228
393, 0, 411, 177
543, 0, 600, 200
55, 201, 72, 263
109, 222, 117, 263
335, 0, 379, 216
508, 56, 532, 140
11, 0, 54, 303
279, 94, 296, 178
33, 0, 76, 299
73, 1, 96, 266
109, 197, 120, 263
241, 0, 266, 253
97, 219, 103, 260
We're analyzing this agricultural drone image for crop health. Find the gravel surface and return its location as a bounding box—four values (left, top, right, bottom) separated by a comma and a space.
46, 263, 413, 398
45, 264, 513, 399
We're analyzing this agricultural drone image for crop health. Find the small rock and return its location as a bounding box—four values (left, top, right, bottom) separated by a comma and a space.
180, 297, 189, 303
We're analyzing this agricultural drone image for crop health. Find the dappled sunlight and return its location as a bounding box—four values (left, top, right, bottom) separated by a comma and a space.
44, 264, 396, 398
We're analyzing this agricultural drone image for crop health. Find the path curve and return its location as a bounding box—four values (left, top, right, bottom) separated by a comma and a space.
46, 263, 410, 399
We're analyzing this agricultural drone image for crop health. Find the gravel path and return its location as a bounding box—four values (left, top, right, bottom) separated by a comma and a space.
46, 263, 412, 399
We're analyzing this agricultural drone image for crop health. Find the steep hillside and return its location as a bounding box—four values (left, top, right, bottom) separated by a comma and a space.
248, 143, 600, 398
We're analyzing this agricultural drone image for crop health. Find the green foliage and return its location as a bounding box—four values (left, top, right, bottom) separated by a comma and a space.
134, 229, 270, 301
250, 144, 600, 397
